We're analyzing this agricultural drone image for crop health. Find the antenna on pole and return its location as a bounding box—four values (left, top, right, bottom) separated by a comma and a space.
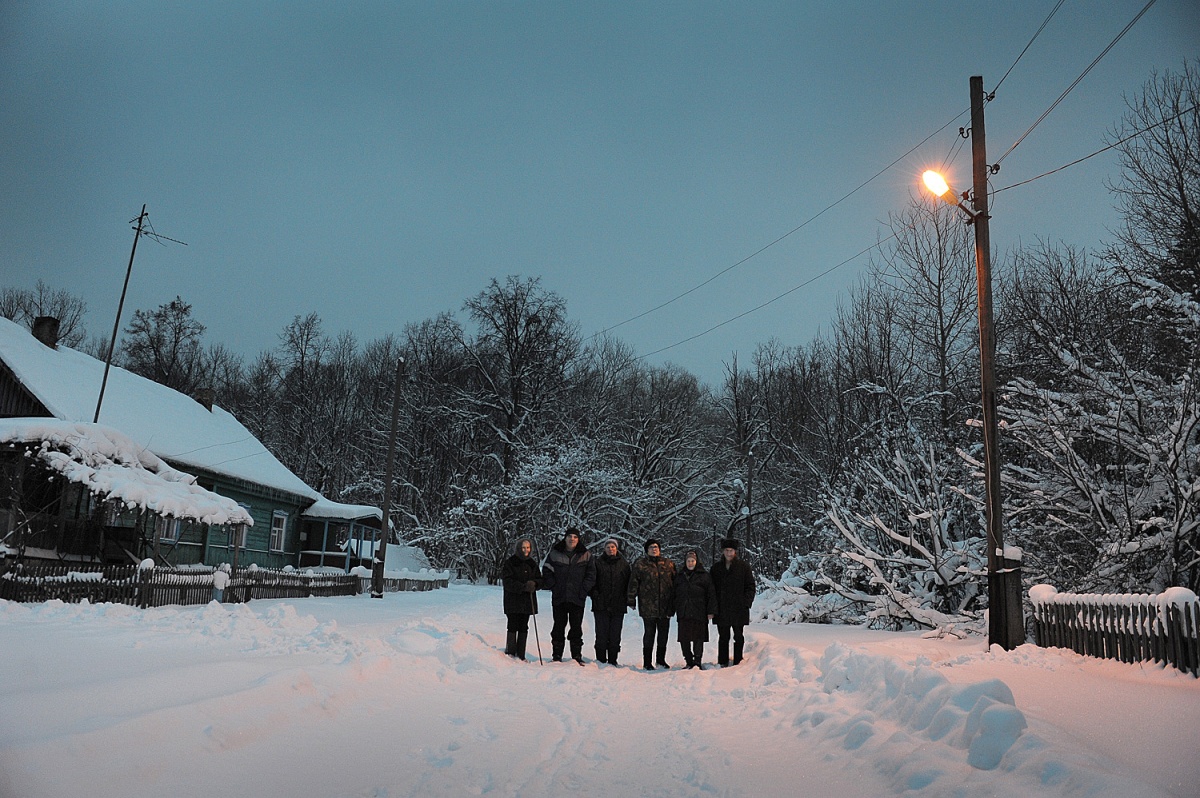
94, 205, 188, 423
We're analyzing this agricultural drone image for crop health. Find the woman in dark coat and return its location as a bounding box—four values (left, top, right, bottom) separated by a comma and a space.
590, 538, 632, 665
673, 549, 717, 669
500, 538, 542, 660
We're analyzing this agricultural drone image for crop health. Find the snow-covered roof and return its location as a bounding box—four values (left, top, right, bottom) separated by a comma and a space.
0, 418, 253, 526
302, 498, 383, 522
0, 317, 319, 501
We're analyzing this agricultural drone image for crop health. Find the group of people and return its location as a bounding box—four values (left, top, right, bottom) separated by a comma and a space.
500, 528, 756, 670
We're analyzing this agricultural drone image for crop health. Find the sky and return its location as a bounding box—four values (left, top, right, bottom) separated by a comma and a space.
1, 584, 1197, 797
2, 2, 1197, 387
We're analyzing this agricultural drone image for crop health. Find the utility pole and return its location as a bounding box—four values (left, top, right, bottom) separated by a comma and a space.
372, 357, 406, 599
93, 205, 185, 423
95, 205, 147, 423
745, 448, 754, 544
969, 75, 1022, 650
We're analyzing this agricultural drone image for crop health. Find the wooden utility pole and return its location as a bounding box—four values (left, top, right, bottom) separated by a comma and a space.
95, 205, 147, 423
372, 357, 406, 599
969, 75, 1022, 650
745, 448, 754, 544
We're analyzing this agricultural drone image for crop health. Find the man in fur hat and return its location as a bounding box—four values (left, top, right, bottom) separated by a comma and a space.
710, 538, 756, 666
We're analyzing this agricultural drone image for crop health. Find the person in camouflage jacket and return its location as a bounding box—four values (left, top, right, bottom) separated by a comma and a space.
627, 539, 676, 669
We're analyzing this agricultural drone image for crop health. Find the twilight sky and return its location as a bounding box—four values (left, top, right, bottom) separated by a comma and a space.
2, 1, 1196, 387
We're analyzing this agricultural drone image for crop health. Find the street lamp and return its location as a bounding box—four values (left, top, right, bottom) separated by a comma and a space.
921, 76, 1023, 651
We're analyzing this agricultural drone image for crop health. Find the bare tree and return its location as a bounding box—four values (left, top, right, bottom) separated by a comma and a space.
877, 197, 978, 434
1107, 60, 1200, 299
0, 281, 89, 347
459, 276, 580, 483
120, 297, 206, 393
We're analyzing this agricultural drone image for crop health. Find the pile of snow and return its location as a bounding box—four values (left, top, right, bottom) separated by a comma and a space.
1, 585, 1196, 797
0, 419, 252, 526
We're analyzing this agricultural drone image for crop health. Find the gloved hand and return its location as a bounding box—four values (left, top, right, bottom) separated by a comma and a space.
523, 581, 537, 592
627, 599, 636, 609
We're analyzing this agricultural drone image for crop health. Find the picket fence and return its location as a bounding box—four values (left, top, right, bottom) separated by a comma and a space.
0, 562, 360, 607
1030, 585, 1199, 677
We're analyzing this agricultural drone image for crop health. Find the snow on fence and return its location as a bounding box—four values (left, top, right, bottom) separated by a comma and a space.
0, 561, 359, 607
1029, 585, 1199, 677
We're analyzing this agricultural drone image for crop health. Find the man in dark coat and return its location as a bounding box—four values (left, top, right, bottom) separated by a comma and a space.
627, 538, 676, 669
542, 527, 596, 663
673, 549, 717, 669
500, 538, 542, 660
710, 538, 756, 666
589, 537, 632, 666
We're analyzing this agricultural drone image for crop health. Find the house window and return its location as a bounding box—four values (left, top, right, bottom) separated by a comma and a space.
270, 511, 288, 552
157, 516, 182, 542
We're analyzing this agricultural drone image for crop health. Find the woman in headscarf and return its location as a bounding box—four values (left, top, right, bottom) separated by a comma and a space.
500, 538, 542, 660
672, 549, 717, 669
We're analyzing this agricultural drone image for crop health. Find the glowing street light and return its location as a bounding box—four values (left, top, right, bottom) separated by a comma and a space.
922, 169, 951, 198
922, 170, 977, 220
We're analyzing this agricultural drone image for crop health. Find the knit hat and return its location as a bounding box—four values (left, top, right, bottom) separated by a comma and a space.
720, 538, 741, 550
684, 549, 701, 565
643, 538, 662, 553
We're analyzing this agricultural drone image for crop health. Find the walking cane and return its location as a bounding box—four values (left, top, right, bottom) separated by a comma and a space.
530, 590, 544, 665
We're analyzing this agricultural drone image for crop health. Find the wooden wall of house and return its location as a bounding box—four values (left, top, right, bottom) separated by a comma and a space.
0, 362, 50, 419
195, 477, 310, 571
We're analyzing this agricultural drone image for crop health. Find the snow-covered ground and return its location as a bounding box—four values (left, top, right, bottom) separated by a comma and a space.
1, 585, 1196, 798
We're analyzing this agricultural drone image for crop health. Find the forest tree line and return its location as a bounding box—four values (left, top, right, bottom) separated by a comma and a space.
4, 64, 1196, 630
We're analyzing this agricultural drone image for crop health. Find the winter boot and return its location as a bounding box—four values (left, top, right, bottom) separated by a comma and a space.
694, 643, 705, 670
609, 646, 619, 666
680, 642, 694, 669
515, 630, 529, 661
643, 644, 654, 670
595, 645, 607, 664
733, 639, 744, 665
656, 641, 669, 669
717, 641, 729, 667
505, 631, 518, 657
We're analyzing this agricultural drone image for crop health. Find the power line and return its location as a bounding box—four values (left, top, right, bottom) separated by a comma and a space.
594, 2, 1152, 366
996, 0, 1158, 165
992, 0, 1068, 95
993, 102, 1198, 195
588, 107, 969, 343
635, 232, 900, 361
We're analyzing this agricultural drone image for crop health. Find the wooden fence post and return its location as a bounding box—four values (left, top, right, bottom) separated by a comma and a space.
137, 561, 154, 609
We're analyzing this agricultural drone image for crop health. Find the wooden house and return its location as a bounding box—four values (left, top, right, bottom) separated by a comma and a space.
0, 315, 329, 569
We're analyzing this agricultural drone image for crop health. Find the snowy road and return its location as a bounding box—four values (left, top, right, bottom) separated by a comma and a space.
1, 585, 1196, 797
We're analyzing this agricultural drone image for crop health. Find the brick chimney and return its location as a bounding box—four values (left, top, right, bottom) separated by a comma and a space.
195, 387, 215, 412
32, 316, 60, 349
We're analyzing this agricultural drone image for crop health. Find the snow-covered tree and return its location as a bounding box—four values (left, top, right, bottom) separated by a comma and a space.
1002, 276, 1199, 593
814, 391, 986, 631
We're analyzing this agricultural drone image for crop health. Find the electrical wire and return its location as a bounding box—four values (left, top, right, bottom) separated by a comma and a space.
592, 1, 1147, 365
993, 102, 1199, 195
634, 232, 901, 362
588, 107, 970, 343
995, 0, 1158, 165
991, 0, 1068, 95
